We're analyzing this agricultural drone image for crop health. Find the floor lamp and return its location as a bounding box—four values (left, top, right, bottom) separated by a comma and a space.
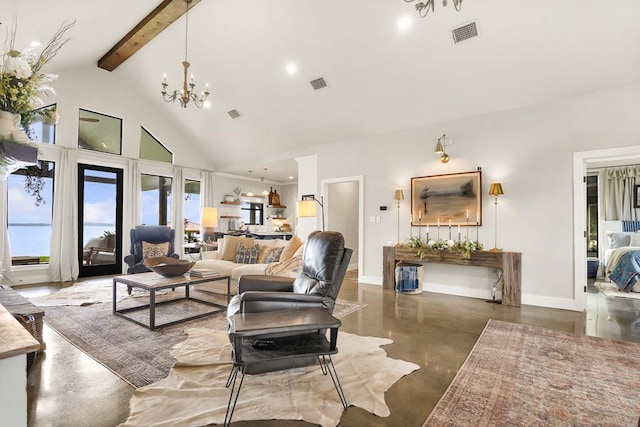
488, 183, 504, 252
297, 195, 325, 231
394, 189, 404, 245
201, 207, 218, 243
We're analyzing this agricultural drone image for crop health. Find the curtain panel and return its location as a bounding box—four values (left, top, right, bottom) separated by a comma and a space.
603, 166, 640, 221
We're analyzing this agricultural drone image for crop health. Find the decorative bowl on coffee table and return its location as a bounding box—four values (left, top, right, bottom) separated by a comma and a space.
143, 257, 195, 277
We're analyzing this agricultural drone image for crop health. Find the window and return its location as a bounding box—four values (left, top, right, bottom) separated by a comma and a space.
184, 179, 201, 241
77, 109, 122, 155
140, 126, 172, 163
7, 161, 55, 264
141, 174, 172, 225
26, 104, 57, 144
240, 198, 264, 225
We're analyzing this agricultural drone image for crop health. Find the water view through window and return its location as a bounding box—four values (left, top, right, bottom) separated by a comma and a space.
7, 161, 55, 263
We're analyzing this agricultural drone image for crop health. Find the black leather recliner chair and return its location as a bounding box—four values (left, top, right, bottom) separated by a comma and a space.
226, 231, 353, 373
123, 225, 179, 274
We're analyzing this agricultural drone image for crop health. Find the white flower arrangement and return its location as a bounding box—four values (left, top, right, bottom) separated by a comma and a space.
0, 18, 74, 130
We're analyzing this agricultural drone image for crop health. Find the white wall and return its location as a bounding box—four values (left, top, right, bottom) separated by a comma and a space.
307, 83, 640, 309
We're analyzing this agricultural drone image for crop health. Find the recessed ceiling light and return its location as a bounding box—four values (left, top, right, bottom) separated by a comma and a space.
397, 17, 412, 32
289, 176, 294, 180
203, 100, 211, 109
285, 63, 297, 75
30, 41, 41, 48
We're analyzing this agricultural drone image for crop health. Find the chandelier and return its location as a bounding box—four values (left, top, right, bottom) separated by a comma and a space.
404, 0, 463, 18
161, 0, 209, 108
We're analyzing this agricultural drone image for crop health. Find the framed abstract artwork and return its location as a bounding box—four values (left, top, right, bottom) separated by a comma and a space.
411, 171, 482, 226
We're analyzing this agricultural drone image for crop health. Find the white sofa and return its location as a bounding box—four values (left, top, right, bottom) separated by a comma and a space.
192, 235, 303, 295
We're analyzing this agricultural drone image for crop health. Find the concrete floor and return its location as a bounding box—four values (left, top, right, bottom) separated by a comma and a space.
19, 278, 640, 427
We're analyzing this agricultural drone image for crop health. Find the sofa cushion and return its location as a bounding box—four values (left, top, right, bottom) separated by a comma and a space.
264, 247, 284, 263
256, 242, 278, 263
280, 236, 303, 262
142, 241, 169, 259
220, 236, 254, 261
234, 242, 259, 264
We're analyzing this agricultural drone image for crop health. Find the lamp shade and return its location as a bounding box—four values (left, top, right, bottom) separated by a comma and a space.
297, 200, 318, 217
434, 140, 444, 154
201, 207, 218, 227
394, 189, 404, 201
488, 183, 504, 196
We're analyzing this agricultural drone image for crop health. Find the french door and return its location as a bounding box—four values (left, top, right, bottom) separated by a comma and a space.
78, 164, 123, 277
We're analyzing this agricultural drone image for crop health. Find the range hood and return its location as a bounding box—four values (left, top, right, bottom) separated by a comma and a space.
0, 140, 38, 181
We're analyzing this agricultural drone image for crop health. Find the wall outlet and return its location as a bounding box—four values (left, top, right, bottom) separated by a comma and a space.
369, 216, 376, 223
376, 216, 381, 223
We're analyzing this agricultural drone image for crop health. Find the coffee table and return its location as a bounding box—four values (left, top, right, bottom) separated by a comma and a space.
112, 272, 231, 330
224, 308, 346, 425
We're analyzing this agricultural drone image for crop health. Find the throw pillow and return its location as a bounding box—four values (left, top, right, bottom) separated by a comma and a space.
607, 231, 634, 248
221, 236, 254, 261
142, 241, 169, 259
257, 243, 278, 263
279, 235, 303, 262
292, 242, 305, 258
264, 247, 284, 263
234, 242, 259, 264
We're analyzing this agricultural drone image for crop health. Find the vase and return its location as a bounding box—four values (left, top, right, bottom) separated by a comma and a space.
0, 110, 29, 142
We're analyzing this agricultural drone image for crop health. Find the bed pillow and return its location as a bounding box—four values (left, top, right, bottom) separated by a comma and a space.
630, 234, 640, 247
607, 231, 634, 249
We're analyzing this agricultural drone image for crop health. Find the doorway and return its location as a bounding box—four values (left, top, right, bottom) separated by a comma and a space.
322, 176, 364, 279
78, 164, 123, 277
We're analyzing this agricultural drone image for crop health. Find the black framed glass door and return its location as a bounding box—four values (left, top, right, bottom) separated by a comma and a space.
78, 164, 123, 277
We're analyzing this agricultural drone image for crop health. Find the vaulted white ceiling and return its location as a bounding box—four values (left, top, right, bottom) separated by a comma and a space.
7, 0, 640, 181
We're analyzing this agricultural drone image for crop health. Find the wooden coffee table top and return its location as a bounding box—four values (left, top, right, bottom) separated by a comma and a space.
113, 271, 229, 290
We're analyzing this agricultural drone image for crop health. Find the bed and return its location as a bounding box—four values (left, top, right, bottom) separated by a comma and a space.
603, 228, 640, 292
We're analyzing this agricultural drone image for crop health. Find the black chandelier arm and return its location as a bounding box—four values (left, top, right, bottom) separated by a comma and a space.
405, 0, 462, 17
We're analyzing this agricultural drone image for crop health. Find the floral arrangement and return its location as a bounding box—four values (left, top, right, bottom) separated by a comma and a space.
0, 18, 74, 130
404, 236, 483, 259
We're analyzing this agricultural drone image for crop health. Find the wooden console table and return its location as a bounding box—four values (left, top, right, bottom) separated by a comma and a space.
383, 247, 522, 307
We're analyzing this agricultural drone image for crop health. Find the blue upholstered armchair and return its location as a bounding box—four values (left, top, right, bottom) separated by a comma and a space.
123, 225, 179, 274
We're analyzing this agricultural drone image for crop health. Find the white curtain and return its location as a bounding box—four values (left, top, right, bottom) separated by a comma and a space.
200, 170, 216, 238
122, 159, 141, 270
201, 170, 216, 207
603, 166, 640, 220
171, 166, 184, 255
0, 179, 15, 284
48, 148, 78, 282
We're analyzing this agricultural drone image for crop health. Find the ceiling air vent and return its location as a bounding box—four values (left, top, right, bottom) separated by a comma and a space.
451, 21, 478, 44
309, 77, 329, 91
227, 109, 241, 119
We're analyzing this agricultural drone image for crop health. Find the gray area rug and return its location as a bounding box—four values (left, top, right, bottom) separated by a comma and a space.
424, 319, 640, 426
40, 288, 366, 388
120, 328, 419, 427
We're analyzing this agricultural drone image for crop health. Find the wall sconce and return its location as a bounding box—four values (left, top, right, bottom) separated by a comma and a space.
434, 134, 450, 163
201, 207, 218, 243
394, 190, 404, 245
297, 195, 325, 231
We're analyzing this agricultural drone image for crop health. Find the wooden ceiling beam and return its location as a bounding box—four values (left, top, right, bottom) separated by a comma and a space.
98, 0, 202, 72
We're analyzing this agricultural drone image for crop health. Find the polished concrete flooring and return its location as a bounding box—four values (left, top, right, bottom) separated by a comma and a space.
18, 278, 640, 427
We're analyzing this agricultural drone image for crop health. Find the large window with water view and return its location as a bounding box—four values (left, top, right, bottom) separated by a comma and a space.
141, 174, 173, 225
7, 161, 55, 265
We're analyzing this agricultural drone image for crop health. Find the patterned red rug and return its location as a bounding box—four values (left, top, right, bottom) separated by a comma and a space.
425, 319, 640, 426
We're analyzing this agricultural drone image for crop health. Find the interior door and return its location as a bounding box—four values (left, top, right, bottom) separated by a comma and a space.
78, 164, 123, 277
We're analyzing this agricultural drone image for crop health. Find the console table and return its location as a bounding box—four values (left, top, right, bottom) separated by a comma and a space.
383, 247, 522, 307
